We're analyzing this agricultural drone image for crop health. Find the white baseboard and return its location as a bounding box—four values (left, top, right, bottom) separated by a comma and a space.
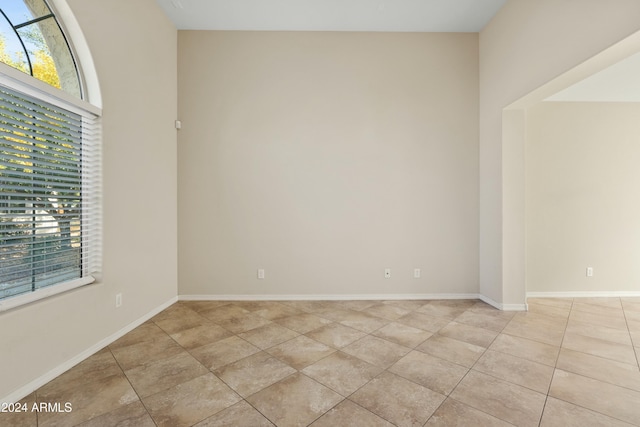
2, 296, 178, 404
179, 293, 481, 301
527, 291, 640, 299
479, 294, 528, 312
180, 293, 527, 311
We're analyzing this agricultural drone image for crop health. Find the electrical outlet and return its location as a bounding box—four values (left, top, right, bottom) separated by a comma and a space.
586, 267, 593, 277
257, 269, 265, 279
115, 293, 122, 308
384, 268, 391, 279
414, 268, 421, 279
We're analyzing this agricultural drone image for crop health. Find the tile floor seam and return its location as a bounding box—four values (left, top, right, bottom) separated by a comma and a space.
343, 393, 387, 424
339, 398, 399, 427
438, 353, 488, 420
453, 309, 557, 427
469, 355, 553, 396
316, 351, 434, 425
208, 333, 354, 421
105, 345, 158, 427
204, 352, 274, 399
551, 298, 571, 374
534, 297, 572, 427
546, 297, 640, 427
622, 306, 640, 369
552, 297, 572, 368
302, 366, 392, 425
180, 324, 238, 359
547, 394, 640, 427
241, 397, 277, 426
440, 382, 521, 427
222, 371, 299, 425
405, 321, 490, 423
309, 350, 390, 400
555, 348, 640, 393
562, 309, 638, 365
342, 377, 400, 426
291, 373, 344, 427
390, 352, 466, 394
378, 366, 452, 426
465, 315, 505, 365
499, 330, 562, 352
365, 322, 392, 338
426, 396, 518, 427
537, 396, 548, 427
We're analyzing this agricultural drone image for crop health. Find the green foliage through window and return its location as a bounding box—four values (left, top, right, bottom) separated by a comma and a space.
1, 0, 81, 98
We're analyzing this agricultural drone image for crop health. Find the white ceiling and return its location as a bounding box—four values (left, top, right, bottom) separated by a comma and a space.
155, 0, 507, 32
546, 51, 640, 102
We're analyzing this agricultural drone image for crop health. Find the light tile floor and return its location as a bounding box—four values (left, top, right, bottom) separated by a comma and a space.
4, 297, 640, 426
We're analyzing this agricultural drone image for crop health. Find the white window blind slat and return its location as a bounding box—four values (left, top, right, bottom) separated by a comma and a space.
0, 106, 84, 138
0, 139, 81, 165
0, 93, 85, 129
0, 82, 101, 309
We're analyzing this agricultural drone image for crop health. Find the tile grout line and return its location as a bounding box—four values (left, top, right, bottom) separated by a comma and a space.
300, 303, 453, 426
537, 297, 574, 427
106, 344, 159, 427
155, 306, 280, 426
188, 304, 370, 426
308, 312, 422, 426
546, 298, 640, 427
620, 299, 640, 369
427, 309, 521, 427
252, 306, 395, 426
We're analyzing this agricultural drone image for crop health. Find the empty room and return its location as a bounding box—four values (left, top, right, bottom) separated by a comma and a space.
1, 0, 640, 425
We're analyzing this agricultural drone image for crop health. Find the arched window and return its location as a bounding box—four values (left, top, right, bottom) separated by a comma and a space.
0, 0, 101, 311
0, 0, 80, 98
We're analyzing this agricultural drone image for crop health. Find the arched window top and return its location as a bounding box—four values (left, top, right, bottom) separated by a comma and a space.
0, 0, 81, 98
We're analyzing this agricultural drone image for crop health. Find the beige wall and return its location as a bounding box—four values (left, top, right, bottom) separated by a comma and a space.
0, 0, 178, 399
479, 0, 640, 305
178, 32, 479, 297
526, 102, 640, 293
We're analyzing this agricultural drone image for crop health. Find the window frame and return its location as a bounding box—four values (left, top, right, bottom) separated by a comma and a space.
0, 0, 83, 98
0, 61, 101, 312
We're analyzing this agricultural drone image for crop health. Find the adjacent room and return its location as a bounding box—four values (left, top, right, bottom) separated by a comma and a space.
1, 0, 639, 425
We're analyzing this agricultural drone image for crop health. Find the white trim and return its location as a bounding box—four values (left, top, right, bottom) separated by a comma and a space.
502, 303, 528, 311
527, 291, 640, 299
180, 293, 482, 301
49, 0, 102, 108
1, 296, 178, 404
0, 276, 95, 313
479, 294, 528, 312
0, 63, 100, 116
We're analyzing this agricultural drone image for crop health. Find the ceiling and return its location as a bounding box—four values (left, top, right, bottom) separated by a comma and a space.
155, 0, 507, 32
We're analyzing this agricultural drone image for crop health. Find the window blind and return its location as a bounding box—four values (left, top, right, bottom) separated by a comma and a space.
0, 83, 101, 308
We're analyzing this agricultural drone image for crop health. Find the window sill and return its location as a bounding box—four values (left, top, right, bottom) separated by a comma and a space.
0, 276, 96, 313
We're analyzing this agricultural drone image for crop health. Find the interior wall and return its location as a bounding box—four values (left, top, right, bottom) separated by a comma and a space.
0, 0, 178, 399
526, 102, 640, 293
178, 31, 479, 297
479, 0, 640, 305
